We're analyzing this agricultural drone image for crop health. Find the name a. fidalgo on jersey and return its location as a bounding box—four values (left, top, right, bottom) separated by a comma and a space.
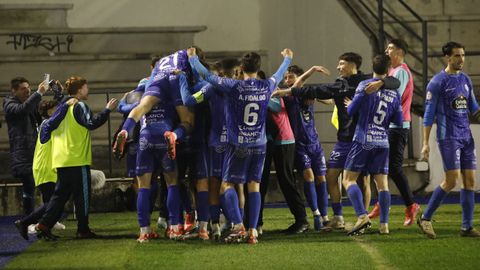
238, 94, 267, 101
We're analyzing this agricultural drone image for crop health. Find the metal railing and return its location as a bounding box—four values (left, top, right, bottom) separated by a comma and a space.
353, 0, 429, 103
341, 0, 431, 159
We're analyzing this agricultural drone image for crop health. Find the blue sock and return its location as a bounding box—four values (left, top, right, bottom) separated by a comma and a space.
196, 191, 210, 222
149, 180, 158, 213
346, 184, 367, 216
248, 192, 261, 230
332, 202, 343, 216
210, 204, 221, 224
316, 182, 329, 217
122, 118, 137, 135
239, 208, 244, 219
221, 189, 242, 224
304, 181, 319, 212
423, 186, 447, 220
461, 189, 474, 230
219, 198, 231, 223
167, 185, 181, 226
378, 191, 391, 224
137, 188, 151, 227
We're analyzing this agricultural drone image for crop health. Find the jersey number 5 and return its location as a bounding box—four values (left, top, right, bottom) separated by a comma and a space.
373, 100, 388, 125
244, 103, 259, 126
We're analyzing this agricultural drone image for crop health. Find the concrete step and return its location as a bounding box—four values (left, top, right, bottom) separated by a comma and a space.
0, 3, 72, 29
0, 26, 206, 56
0, 56, 153, 88
0, 50, 258, 91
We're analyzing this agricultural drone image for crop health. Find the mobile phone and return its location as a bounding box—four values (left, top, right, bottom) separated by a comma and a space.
49, 80, 60, 94
44, 73, 50, 83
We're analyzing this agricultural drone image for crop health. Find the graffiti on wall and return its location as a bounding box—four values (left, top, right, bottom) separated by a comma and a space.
6, 33, 73, 52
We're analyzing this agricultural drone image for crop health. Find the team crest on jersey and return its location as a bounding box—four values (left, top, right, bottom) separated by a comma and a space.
452, 96, 467, 110
426, 91, 432, 101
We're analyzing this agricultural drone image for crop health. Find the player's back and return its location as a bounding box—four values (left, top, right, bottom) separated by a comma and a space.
351, 78, 402, 148
224, 78, 275, 147
208, 86, 227, 147
147, 50, 191, 88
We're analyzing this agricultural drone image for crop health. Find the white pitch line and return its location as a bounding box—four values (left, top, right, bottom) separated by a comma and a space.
354, 237, 396, 270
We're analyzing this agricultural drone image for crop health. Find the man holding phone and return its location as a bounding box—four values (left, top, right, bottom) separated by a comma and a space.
3, 76, 49, 214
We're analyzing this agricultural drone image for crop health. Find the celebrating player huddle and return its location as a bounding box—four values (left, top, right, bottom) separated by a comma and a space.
15, 39, 478, 245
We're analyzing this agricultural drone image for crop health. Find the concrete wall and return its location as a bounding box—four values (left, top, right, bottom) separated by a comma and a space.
0, 0, 371, 177
0, 0, 372, 82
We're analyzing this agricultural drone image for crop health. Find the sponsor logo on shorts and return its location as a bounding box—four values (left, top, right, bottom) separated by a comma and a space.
215, 144, 227, 153
139, 137, 149, 151
234, 147, 248, 158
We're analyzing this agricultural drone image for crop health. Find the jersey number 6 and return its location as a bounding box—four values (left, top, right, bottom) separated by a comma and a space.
244, 103, 260, 126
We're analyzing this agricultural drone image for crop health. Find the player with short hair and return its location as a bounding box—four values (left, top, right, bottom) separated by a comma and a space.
368, 39, 421, 226
176, 58, 242, 240
282, 65, 331, 231
418, 41, 480, 239
134, 83, 181, 242
272, 53, 400, 230
112, 49, 205, 242
342, 54, 403, 235
188, 47, 292, 244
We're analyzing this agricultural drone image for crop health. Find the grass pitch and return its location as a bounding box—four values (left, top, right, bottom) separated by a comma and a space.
5, 204, 480, 270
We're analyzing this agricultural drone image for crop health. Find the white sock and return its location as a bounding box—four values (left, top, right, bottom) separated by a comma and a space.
140, 226, 150, 234
233, 223, 244, 231
199, 221, 208, 230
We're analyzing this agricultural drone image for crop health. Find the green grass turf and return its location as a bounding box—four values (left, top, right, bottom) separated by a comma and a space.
5, 204, 480, 270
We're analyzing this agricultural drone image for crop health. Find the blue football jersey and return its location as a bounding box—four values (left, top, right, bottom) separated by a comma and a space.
284, 96, 319, 146
207, 87, 228, 147
348, 78, 403, 148
141, 88, 177, 137
146, 49, 191, 91
189, 55, 291, 147
423, 70, 479, 140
